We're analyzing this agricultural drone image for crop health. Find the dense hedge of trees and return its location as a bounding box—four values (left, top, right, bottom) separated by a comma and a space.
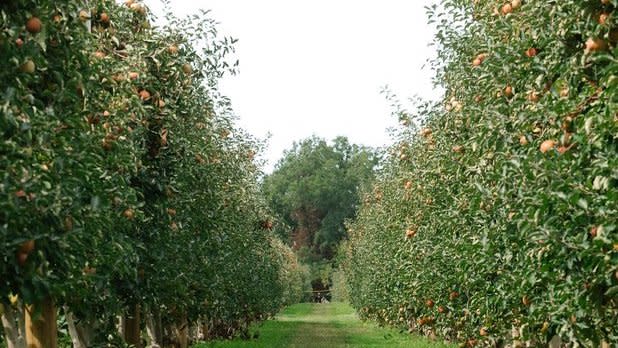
262, 137, 378, 301
0, 1, 304, 347
343, 0, 617, 347
263, 136, 378, 262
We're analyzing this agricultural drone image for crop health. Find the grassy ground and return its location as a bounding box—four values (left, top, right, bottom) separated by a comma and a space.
193, 302, 454, 348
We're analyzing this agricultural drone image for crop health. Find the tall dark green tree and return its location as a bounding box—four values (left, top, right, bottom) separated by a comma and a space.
263, 136, 379, 261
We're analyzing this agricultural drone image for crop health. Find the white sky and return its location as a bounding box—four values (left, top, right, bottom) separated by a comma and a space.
147, 1, 440, 172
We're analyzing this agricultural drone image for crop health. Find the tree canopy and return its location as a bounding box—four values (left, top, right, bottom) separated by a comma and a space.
262, 136, 379, 261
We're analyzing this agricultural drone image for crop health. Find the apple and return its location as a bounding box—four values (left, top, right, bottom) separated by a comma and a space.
472, 53, 487, 66
130, 3, 146, 15
19, 240, 35, 254
501, 3, 513, 15
123, 208, 135, 220
16, 252, 28, 266
138, 89, 151, 101
519, 135, 528, 145
405, 229, 416, 238
525, 47, 537, 57
539, 140, 556, 153
585, 37, 607, 53
557, 146, 570, 154
527, 91, 539, 102
100, 12, 110, 24
112, 74, 125, 82
504, 85, 514, 98
20, 60, 35, 73
26, 16, 42, 34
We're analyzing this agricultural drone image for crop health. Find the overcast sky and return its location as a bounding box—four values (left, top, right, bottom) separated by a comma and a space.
148, 1, 440, 171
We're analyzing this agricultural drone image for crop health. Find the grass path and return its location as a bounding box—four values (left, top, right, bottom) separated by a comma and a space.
195, 302, 455, 348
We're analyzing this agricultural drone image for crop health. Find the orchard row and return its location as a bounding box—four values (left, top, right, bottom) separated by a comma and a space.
0, 1, 305, 347
343, 1, 617, 347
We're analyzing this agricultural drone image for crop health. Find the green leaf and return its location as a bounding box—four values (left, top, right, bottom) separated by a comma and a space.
604, 286, 618, 297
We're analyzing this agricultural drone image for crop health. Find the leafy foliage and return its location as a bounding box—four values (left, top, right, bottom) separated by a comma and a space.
343, 0, 617, 347
263, 136, 379, 261
1, 0, 302, 345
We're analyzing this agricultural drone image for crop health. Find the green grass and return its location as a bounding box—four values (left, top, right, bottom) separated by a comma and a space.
193, 302, 455, 348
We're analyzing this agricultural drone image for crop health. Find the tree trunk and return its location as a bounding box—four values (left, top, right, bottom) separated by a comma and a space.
123, 304, 141, 348
170, 313, 188, 348
117, 314, 124, 338
188, 322, 200, 345
64, 307, 95, 348
25, 297, 57, 348
200, 321, 209, 341
1, 303, 26, 348
178, 314, 188, 348
145, 309, 162, 348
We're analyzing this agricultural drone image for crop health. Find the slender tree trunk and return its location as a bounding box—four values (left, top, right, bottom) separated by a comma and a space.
64, 307, 95, 348
17, 305, 25, 348
169, 313, 188, 348
170, 325, 184, 348
65, 311, 83, 348
200, 320, 209, 341
188, 322, 200, 345
145, 309, 162, 348
123, 304, 141, 348
178, 314, 188, 348
117, 313, 125, 339
1, 303, 26, 348
25, 297, 57, 348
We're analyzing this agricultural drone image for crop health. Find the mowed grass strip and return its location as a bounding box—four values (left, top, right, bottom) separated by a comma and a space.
194, 302, 455, 348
